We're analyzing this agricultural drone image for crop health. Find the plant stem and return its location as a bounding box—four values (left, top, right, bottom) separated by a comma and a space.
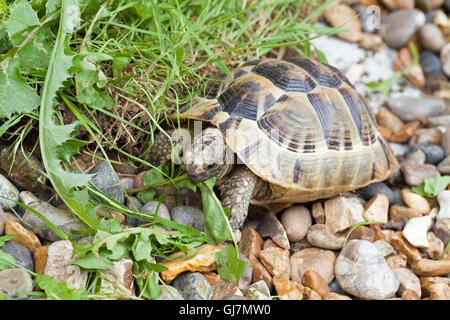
126, 173, 189, 194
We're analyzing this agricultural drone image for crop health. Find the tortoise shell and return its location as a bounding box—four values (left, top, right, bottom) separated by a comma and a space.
175, 58, 398, 204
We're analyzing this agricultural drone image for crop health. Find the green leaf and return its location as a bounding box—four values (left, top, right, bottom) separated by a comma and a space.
213, 244, 247, 283
0, 249, 16, 271
72, 252, 114, 270
112, 54, 131, 78
0, 29, 12, 54
0, 234, 13, 247
413, 175, 450, 198
0, 292, 7, 300
174, 178, 197, 192
0, 59, 40, 119
132, 231, 152, 262
4, 0, 40, 46
17, 26, 53, 72
142, 165, 169, 186
137, 189, 156, 204
198, 177, 233, 244
35, 274, 88, 300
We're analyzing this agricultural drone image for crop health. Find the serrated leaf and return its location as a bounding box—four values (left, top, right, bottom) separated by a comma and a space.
46, 0, 61, 15
132, 231, 152, 262
17, 26, 53, 72
72, 252, 114, 270
35, 274, 87, 300
413, 175, 450, 197
56, 138, 88, 162
0, 59, 40, 119
4, 0, 40, 46
213, 244, 247, 283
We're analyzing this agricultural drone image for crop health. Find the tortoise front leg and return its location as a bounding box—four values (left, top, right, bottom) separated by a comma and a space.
219, 166, 268, 240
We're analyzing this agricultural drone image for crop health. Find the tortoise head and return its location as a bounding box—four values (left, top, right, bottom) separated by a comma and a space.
183, 127, 233, 184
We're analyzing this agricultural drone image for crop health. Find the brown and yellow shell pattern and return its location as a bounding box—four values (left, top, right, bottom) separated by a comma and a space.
177, 58, 398, 204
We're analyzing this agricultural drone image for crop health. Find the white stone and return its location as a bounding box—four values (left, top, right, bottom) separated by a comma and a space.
363, 194, 389, 224
394, 267, 421, 297
324, 196, 365, 234
0, 174, 19, 209
437, 190, 450, 220
402, 216, 432, 248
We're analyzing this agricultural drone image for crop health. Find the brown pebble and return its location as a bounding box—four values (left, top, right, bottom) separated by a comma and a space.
272, 276, 303, 300
402, 289, 420, 300
248, 254, 273, 292
311, 202, 325, 224
388, 121, 421, 143
258, 247, 290, 278
376, 109, 405, 134
202, 272, 220, 286
390, 232, 422, 264
239, 227, 263, 258
411, 258, 450, 276
394, 46, 426, 88
33, 246, 48, 291
5, 220, 41, 253
262, 239, 280, 250
370, 224, 385, 241
324, 292, 352, 300
427, 283, 450, 300
420, 276, 450, 296
302, 286, 322, 300
346, 225, 375, 242
301, 270, 330, 298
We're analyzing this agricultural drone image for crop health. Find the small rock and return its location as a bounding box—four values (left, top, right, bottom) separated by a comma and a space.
303, 286, 323, 300
380, 9, 426, 49
346, 225, 375, 242
255, 211, 290, 249
363, 193, 389, 223
358, 33, 383, 51
238, 254, 252, 290
160, 244, 224, 283
153, 285, 184, 300
394, 46, 426, 88
402, 216, 432, 248
374, 240, 395, 257
262, 238, 279, 250
89, 161, 124, 204
127, 196, 143, 211
425, 232, 444, 259
387, 97, 445, 122
408, 144, 445, 165
0, 208, 18, 235
0, 146, 46, 194
427, 283, 450, 300
420, 276, 450, 296
409, 128, 442, 146
4, 220, 41, 253
353, 5, 378, 33
386, 254, 408, 271
376, 109, 405, 134
324, 292, 352, 300
381, 0, 414, 10
434, 218, 450, 244
384, 121, 421, 143
170, 206, 204, 231
301, 270, 330, 298
2, 241, 33, 271
0, 174, 19, 209
44, 240, 88, 290
100, 259, 135, 298
418, 0, 445, 9
243, 280, 272, 300
33, 246, 48, 276
120, 178, 134, 190
280, 205, 312, 242
202, 272, 220, 286
248, 254, 273, 291
0, 268, 33, 299
389, 142, 410, 157
140, 201, 171, 220
441, 43, 450, 78
394, 267, 421, 297
311, 202, 325, 224
172, 272, 213, 300
335, 240, 399, 300
437, 156, 450, 174
306, 224, 345, 250
419, 23, 446, 52
323, 3, 363, 42
402, 164, 440, 187
437, 190, 450, 220
324, 196, 365, 234
389, 204, 422, 223
212, 279, 239, 300
221, 295, 248, 300
358, 182, 394, 204
238, 227, 263, 258
272, 276, 303, 300
403, 150, 426, 165
420, 50, 444, 76
290, 248, 336, 284
401, 189, 431, 214
259, 247, 290, 278
411, 258, 450, 276
390, 232, 422, 264
402, 289, 420, 300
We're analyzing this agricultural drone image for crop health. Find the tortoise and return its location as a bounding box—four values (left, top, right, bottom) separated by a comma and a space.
151, 58, 398, 239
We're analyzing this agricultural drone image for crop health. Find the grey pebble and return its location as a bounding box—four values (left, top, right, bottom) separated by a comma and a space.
407, 144, 445, 165
172, 272, 213, 300
2, 241, 34, 272
170, 206, 204, 231
89, 161, 124, 204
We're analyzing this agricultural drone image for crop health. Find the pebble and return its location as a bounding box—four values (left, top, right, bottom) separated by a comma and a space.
382, 0, 415, 9
394, 267, 421, 297
419, 0, 445, 9
401, 188, 431, 214
358, 182, 394, 204
380, 9, 426, 49
347, 225, 375, 242
403, 149, 426, 165
363, 193, 389, 223
442, 127, 450, 157
437, 190, 450, 220
44, 240, 88, 290
0, 146, 46, 194
402, 216, 432, 248
324, 196, 364, 234
387, 97, 445, 122
238, 254, 252, 290
243, 280, 272, 300
301, 270, 330, 298
99, 258, 135, 298
272, 276, 303, 300
311, 202, 325, 224
437, 156, 450, 174
374, 240, 395, 257
324, 292, 352, 300
248, 254, 273, 291
411, 258, 450, 276
420, 276, 450, 296
33, 246, 48, 276
211, 279, 239, 300
139, 201, 171, 226
375, 109, 404, 134
358, 33, 383, 51
323, 3, 363, 42
290, 248, 336, 284
0, 174, 19, 209
386, 254, 408, 271
258, 247, 290, 278
425, 232, 444, 259
238, 227, 263, 258
303, 286, 323, 300
434, 218, 450, 245
172, 272, 213, 300
402, 289, 420, 300
2, 241, 34, 271
402, 163, 440, 186
409, 128, 442, 146
4, 220, 41, 253
408, 144, 445, 165
0, 208, 19, 235
335, 240, 399, 300
170, 206, 204, 232
440, 43, 450, 77
160, 244, 224, 283
394, 46, 426, 88
427, 283, 450, 300
419, 23, 446, 52
280, 205, 312, 242
221, 295, 248, 300
0, 268, 33, 299
306, 224, 345, 250
255, 211, 290, 250
389, 204, 422, 222
353, 5, 378, 33
390, 232, 422, 264
89, 161, 124, 204
153, 285, 184, 300
22, 198, 88, 242
420, 50, 444, 76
